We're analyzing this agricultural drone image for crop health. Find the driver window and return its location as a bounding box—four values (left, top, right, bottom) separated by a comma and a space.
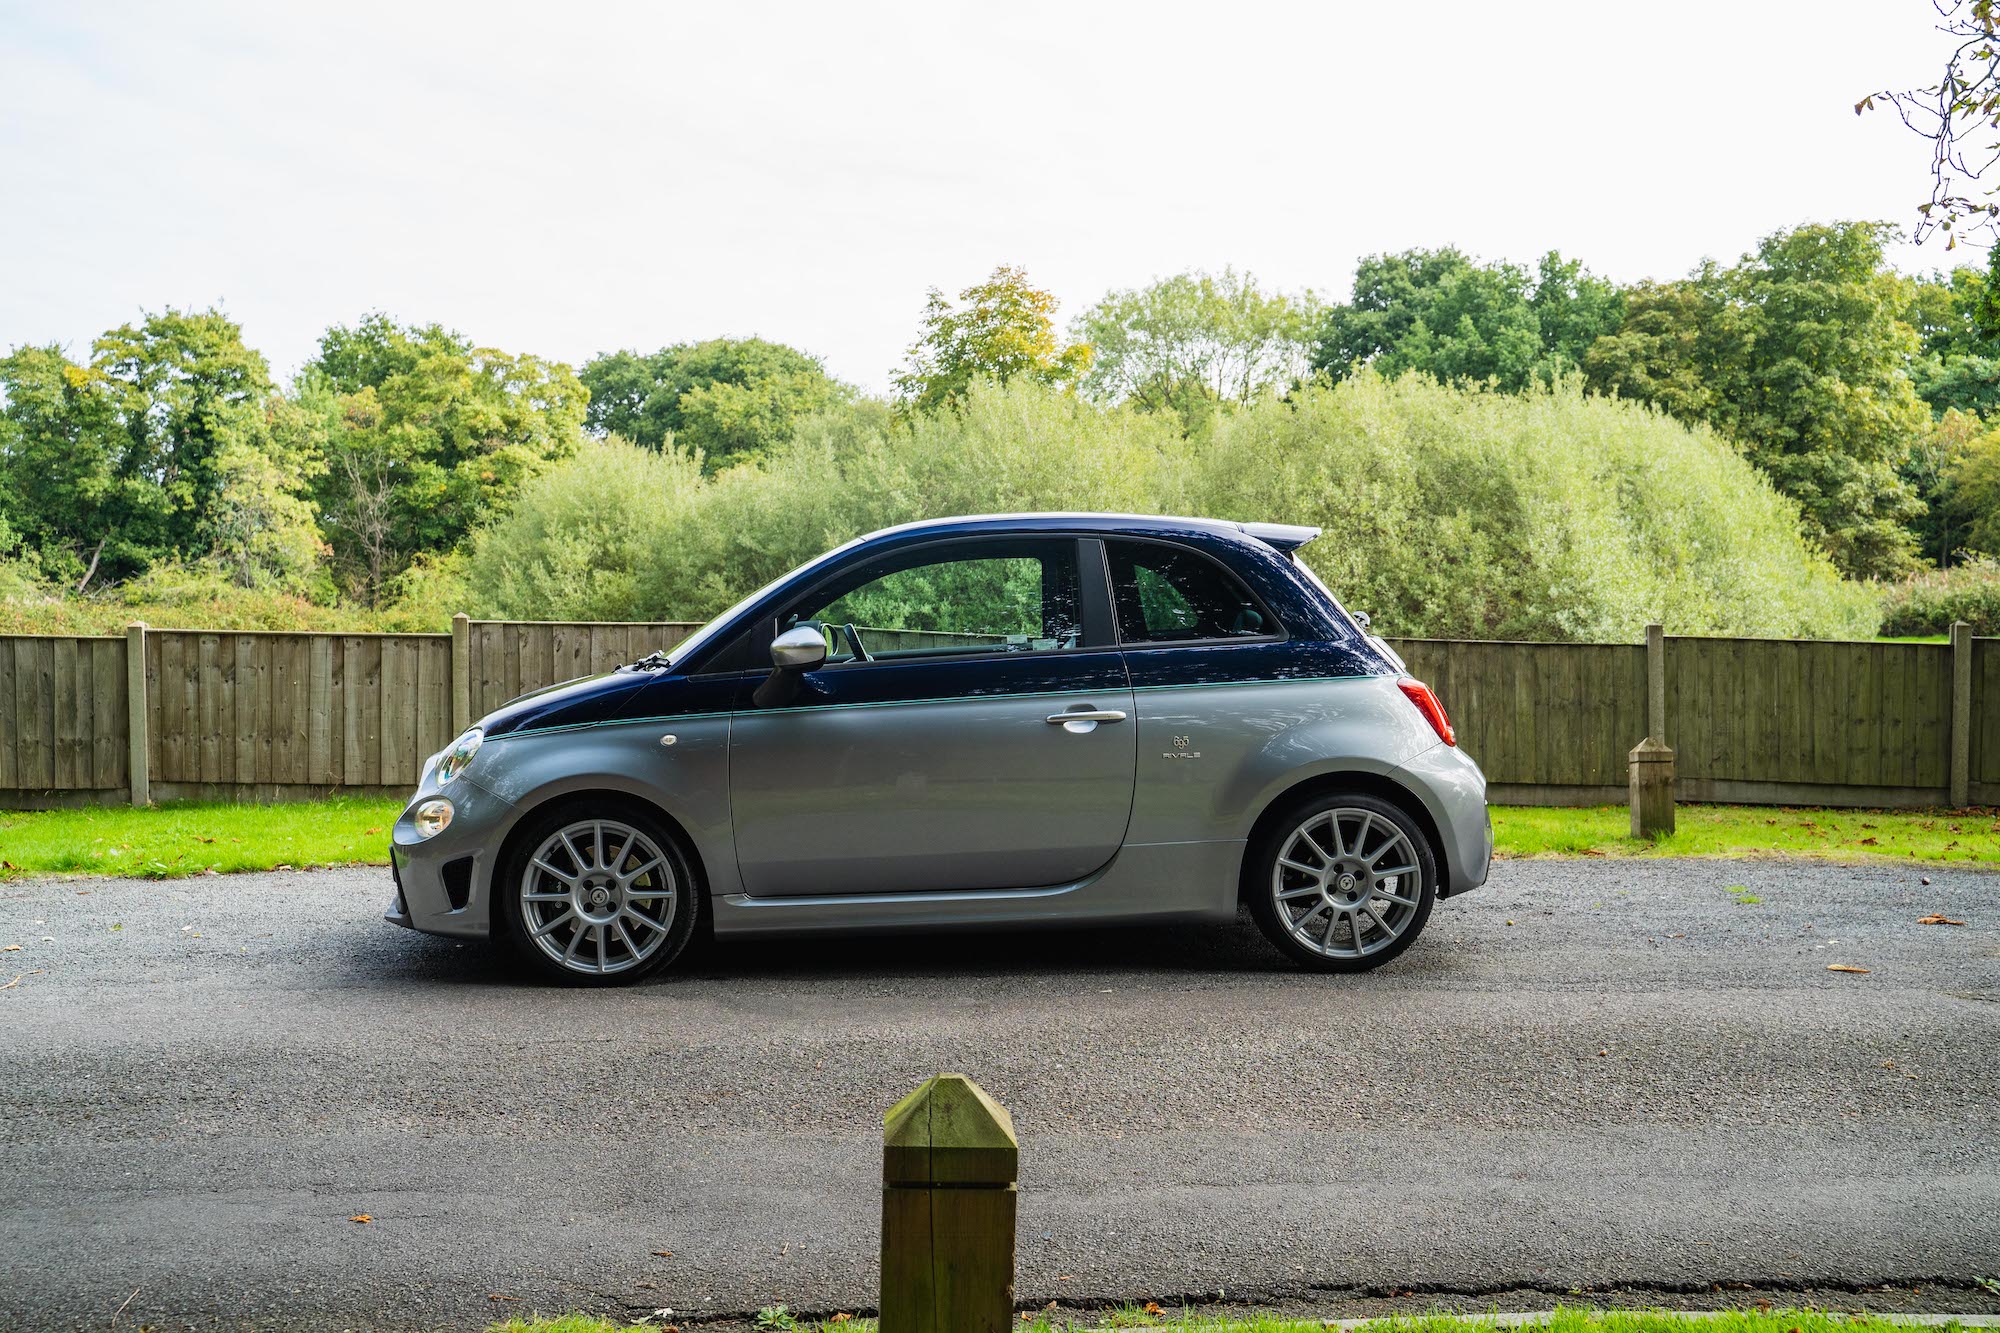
789, 540, 1084, 663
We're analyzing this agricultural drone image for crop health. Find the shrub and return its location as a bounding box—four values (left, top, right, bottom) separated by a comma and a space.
1879, 557, 2000, 636
460, 436, 705, 621
1193, 374, 1881, 640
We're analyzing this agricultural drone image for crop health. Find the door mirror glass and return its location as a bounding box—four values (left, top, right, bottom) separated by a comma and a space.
771, 624, 828, 670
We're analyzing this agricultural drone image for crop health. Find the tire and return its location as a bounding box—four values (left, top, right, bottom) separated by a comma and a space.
1246, 791, 1437, 972
496, 799, 702, 986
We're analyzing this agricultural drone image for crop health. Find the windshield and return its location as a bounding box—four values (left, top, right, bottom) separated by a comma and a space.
663, 538, 867, 668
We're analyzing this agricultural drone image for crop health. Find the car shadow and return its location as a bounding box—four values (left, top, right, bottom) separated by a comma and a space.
366, 909, 1321, 987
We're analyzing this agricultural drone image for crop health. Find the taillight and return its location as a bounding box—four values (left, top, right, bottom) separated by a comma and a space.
1397, 677, 1455, 746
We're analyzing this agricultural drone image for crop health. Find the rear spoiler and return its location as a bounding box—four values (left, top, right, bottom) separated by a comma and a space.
1238, 521, 1321, 552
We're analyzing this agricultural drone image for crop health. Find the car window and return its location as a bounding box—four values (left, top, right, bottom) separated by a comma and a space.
789, 539, 1084, 662
1106, 540, 1271, 643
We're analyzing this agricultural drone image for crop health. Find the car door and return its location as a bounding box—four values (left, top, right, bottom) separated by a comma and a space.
728, 536, 1136, 896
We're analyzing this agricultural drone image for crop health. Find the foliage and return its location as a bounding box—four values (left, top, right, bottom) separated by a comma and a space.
1881, 553, 2000, 634
1858, 0, 2000, 247
893, 264, 1093, 414
565, 377, 1881, 643
0, 557, 441, 635
579, 337, 850, 471
1072, 267, 1318, 428
1191, 374, 1880, 641
0, 311, 319, 594
1585, 222, 1927, 579
1901, 408, 1987, 565
460, 436, 705, 621
1312, 248, 1622, 392
301, 315, 589, 604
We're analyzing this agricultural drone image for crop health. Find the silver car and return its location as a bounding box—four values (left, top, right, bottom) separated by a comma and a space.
387, 513, 1491, 983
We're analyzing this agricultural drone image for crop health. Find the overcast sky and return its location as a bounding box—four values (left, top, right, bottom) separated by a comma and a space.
0, 1, 1969, 393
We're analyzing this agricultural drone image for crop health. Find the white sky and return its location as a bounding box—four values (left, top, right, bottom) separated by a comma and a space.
0, 0, 1971, 394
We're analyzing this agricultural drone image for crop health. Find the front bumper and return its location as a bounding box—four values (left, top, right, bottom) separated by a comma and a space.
386, 775, 518, 939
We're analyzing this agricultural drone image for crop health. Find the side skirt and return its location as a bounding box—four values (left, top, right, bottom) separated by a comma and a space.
709, 840, 1244, 938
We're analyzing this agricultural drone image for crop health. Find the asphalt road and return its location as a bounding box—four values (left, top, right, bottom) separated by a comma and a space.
2, 857, 1998, 1332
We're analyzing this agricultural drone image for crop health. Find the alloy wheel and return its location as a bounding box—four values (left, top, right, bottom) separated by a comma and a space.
1270, 806, 1423, 960
518, 818, 678, 976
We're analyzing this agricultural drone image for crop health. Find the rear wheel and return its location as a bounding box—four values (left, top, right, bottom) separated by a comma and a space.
497, 802, 700, 985
1247, 792, 1436, 972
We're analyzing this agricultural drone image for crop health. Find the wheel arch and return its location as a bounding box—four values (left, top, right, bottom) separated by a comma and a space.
1236, 769, 1449, 903
488, 785, 713, 912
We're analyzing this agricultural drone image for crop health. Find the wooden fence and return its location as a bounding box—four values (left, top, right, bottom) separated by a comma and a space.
0, 619, 1991, 809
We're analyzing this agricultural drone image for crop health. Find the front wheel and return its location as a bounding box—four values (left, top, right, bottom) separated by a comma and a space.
497, 802, 701, 985
1247, 793, 1437, 972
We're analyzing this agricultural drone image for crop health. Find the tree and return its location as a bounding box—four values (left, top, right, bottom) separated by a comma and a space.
1858, 1, 2000, 248
1072, 268, 1318, 427
299, 317, 588, 604
1311, 248, 1621, 391
1904, 246, 2000, 418
893, 264, 1092, 413
0, 345, 130, 587
1584, 222, 1927, 579
578, 337, 847, 471
92, 309, 292, 580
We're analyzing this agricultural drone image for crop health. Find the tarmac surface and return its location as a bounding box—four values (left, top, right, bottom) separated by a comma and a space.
2, 856, 1997, 1330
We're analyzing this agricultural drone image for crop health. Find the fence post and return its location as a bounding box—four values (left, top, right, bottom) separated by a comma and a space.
451, 613, 471, 734
1645, 622, 1666, 744
1630, 737, 1675, 838
880, 1073, 1017, 1333
124, 621, 149, 807
1951, 620, 1972, 808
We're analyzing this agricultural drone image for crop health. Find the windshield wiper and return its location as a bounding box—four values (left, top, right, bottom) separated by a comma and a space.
620, 650, 672, 672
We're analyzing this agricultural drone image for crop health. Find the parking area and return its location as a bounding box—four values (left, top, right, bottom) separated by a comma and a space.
2, 858, 1998, 1331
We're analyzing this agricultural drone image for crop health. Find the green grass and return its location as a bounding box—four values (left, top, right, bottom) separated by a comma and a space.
486, 1307, 1994, 1333
2, 798, 1996, 883
1493, 803, 2000, 863
0, 797, 403, 879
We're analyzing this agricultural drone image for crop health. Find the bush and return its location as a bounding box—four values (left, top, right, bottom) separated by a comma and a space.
1194, 374, 1881, 640
0, 557, 433, 635
1879, 557, 2000, 636
614, 375, 1877, 641
460, 437, 705, 620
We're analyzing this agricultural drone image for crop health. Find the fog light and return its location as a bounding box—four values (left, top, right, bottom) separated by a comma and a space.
414, 798, 454, 839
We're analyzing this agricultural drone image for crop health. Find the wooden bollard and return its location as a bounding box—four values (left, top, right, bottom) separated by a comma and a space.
880, 1073, 1018, 1333
1629, 736, 1675, 839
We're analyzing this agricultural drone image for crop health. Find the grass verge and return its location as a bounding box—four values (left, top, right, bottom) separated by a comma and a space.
1492, 804, 2000, 863
0, 797, 403, 879
1, 799, 1995, 882
488, 1306, 1996, 1332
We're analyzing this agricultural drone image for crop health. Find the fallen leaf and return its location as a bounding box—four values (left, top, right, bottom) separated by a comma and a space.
487, 1294, 518, 1302
1056, 1274, 1074, 1281
0, 970, 45, 990
349, 1214, 373, 1224
1857, 837, 1879, 846
1827, 964, 1872, 974
1581, 848, 1606, 857
1917, 913, 1967, 925
831, 1315, 852, 1324
1, 944, 19, 952
1145, 1302, 1164, 1316
196, 836, 215, 844
650, 1249, 674, 1258
364, 826, 383, 835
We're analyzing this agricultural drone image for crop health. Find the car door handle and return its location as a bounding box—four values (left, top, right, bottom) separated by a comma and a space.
1047, 709, 1127, 732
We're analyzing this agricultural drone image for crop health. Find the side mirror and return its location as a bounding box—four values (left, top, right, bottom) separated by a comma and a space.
770, 624, 828, 671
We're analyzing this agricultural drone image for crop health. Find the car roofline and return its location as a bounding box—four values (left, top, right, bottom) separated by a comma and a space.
850, 512, 1320, 552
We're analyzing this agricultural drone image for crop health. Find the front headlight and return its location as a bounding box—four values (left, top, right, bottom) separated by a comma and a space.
436, 727, 483, 786
413, 798, 454, 839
